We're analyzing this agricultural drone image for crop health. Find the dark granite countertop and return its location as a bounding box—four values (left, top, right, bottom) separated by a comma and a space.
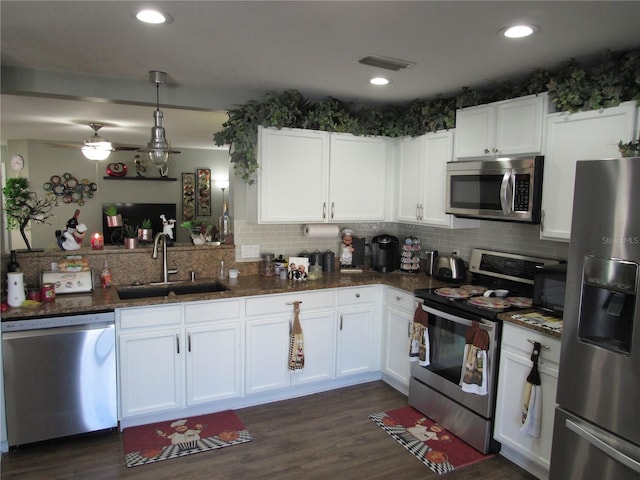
3, 271, 561, 339
2, 270, 448, 320
497, 310, 563, 339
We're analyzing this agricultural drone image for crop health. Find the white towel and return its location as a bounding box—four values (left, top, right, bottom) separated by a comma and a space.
459, 344, 488, 395
520, 383, 542, 437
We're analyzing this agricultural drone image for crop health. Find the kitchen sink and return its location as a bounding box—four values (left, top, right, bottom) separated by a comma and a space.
117, 281, 228, 300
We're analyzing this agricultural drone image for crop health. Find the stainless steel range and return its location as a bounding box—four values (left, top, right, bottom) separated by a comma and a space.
410, 248, 561, 454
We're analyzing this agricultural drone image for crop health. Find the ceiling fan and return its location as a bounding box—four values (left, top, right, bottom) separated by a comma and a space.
52, 123, 140, 161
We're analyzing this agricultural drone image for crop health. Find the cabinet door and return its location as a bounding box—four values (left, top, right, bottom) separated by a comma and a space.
396, 135, 425, 223
329, 134, 388, 221
541, 103, 637, 241
258, 127, 329, 223
336, 306, 374, 377
383, 306, 413, 391
291, 310, 336, 385
245, 316, 291, 394
495, 94, 546, 155
454, 104, 496, 158
494, 348, 559, 475
119, 328, 184, 418
186, 322, 242, 405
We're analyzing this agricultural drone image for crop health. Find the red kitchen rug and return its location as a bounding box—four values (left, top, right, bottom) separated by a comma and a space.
123, 410, 252, 467
370, 406, 493, 475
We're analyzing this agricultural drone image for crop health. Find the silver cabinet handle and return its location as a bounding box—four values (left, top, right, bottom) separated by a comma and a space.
188, 332, 192, 352
176, 334, 180, 354
355, 292, 360, 298
340, 313, 343, 331
566, 418, 640, 474
322, 202, 326, 219
331, 202, 335, 219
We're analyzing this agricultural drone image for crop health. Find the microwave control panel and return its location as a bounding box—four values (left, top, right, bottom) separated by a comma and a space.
513, 174, 530, 211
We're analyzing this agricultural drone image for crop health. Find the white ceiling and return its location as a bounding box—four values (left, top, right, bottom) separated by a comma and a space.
2, 1, 640, 150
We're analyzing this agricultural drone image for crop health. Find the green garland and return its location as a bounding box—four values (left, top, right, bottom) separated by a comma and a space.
214, 49, 640, 184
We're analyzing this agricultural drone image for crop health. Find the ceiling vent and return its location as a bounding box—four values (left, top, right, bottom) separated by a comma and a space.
358, 56, 415, 71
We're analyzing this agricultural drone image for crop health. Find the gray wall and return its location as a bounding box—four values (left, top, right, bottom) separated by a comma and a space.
4, 140, 231, 250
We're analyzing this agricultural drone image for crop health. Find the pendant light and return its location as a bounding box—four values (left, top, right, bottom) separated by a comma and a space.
138, 70, 180, 176
81, 123, 114, 161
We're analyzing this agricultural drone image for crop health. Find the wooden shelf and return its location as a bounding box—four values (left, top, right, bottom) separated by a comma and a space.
103, 176, 177, 181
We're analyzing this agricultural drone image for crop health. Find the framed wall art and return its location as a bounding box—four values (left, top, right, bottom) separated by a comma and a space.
196, 168, 211, 216
182, 172, 196, 220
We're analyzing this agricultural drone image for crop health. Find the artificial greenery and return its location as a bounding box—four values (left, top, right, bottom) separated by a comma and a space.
618, 138, 640, 157
214, 48, 640, 183
2, 177, 56, 250
180, 218, 213, 236
104, 204, 118, 216
122, 223, 139, 238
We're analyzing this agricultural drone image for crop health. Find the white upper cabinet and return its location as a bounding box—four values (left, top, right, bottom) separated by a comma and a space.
257, 127, 389, 223
540, 102, 637, 241
396, 130, 479, 229
454, 93, 548, 159
258, 127, 330, 223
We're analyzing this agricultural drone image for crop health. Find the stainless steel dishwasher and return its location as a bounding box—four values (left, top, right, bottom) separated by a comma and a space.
2, 311, 117, 446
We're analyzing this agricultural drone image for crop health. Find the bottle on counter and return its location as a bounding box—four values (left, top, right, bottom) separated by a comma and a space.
7, 250, 20, 272
100, 260, 112, 288
218, 202, 233, 244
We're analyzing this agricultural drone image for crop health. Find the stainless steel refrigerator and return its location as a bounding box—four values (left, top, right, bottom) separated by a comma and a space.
549, 157, 640, 479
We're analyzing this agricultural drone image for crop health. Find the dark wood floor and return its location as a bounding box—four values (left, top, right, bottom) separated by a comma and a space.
1, 381, 535, 480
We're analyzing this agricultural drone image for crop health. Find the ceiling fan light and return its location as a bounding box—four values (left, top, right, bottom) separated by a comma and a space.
81, 145, 112, 161
136, 9, 169, 24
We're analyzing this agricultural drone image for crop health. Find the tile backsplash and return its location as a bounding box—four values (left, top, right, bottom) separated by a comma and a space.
233, 219, 569, 263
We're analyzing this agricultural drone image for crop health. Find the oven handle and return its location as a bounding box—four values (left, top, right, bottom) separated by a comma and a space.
423, 305, 494, 332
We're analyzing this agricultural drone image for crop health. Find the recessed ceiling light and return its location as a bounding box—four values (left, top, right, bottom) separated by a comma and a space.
501, 24, 539, 38
370, 77, 390, 86
136, 9, 171, 24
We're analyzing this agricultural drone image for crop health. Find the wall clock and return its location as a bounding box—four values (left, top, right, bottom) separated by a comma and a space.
10, 155, 24, 172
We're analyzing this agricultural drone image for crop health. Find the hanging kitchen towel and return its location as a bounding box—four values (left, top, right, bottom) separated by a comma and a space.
413, 303, 428, 326
288, 301, 305, 370
520, 341, 542, 437
409, 323, 431, 366
460, 321, 489, 396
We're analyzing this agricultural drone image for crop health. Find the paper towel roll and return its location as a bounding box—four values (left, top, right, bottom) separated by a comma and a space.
303, 224, 339, 238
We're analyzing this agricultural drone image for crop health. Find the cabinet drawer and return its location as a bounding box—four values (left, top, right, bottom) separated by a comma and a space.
185, 299, 242, 324
386, 288, 417, 313
246, 290, 335, 317
502, 322, 561, 366
337, 286, 375, 306
118, 304, 182, 330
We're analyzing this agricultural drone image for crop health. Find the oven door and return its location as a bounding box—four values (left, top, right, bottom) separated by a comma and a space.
411, 303, 500, 418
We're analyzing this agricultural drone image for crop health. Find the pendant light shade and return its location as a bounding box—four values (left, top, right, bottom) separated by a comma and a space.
137, 71, 180, 176
81, 123, 114, 161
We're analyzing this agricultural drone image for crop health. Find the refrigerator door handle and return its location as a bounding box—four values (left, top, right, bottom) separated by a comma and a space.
566, 418, 640, 474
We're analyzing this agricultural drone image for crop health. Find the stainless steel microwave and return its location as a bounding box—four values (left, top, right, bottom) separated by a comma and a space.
445, 156, 544, 223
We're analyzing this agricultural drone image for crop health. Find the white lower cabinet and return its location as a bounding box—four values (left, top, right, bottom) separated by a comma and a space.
184, 300, 243, 405
382, 288, 416, 394
118, 299, 243, 421
244, 290, 336, 395
118, 305, 184, 418
494, 322, 561, 480
336, 286, 378, 377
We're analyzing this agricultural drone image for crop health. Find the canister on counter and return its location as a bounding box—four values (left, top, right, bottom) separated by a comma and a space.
41, 283, 55, 302
261, 253, 275, 276
27, 287, 41, 302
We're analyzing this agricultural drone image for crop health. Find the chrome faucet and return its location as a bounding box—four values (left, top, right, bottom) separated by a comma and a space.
152, 232, 178, 283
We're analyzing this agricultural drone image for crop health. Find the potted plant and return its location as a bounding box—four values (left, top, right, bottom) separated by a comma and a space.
138, 218, 153, 242
2, 177, 55, 251
618, 138, 640, 158
180, 218, 213, 245
122, 223, 139, 249
105, 204, 123, 227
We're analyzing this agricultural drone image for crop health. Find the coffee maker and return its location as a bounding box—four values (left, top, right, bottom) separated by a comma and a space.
371, 235, 399, 273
